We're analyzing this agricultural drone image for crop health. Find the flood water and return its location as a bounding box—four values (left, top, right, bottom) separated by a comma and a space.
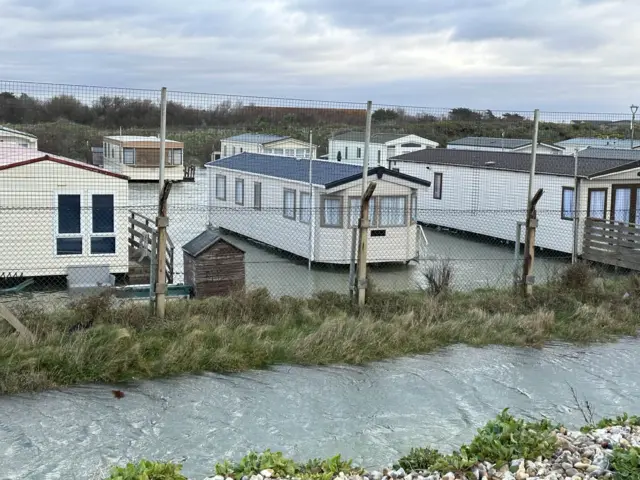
129, 169, 567, 296
1, 340, 639, 479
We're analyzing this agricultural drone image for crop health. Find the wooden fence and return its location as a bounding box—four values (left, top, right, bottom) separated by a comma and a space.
128, 211, 175, 283
582, 218, 640, 271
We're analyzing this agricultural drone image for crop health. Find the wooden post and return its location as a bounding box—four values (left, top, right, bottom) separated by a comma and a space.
155, 180, 173, 319
357, 182, 376, 306
522, 188, 544, 296
0, 303, 35, 343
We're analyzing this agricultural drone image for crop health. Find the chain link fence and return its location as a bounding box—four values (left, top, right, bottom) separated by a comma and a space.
1, 80, 639, 307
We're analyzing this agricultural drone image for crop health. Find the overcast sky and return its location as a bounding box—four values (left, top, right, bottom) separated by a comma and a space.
1, 0, 639, 113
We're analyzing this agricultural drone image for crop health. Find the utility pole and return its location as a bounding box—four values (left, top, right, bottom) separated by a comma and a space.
631, 105, 638, 149
356, 101, 373, 305
307, 129, 314, 271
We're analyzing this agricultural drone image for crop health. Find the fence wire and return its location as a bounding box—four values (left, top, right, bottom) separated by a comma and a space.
1, 80, 639, 306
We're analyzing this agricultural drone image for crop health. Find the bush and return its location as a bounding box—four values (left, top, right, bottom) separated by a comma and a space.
611, 446, 640, 480
422, 258, 454, 296
106, 460, 187, 479
558, 262, 595, 291
299, 454, 358, 475
215, 450, 297, 478
396, 447, 443, 471
463, 409, 557, 467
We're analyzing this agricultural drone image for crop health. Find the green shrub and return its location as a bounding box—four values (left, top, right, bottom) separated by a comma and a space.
396, 447, 443, 471
611, 446, 640, 480
581, 413, 640, 433
432, 451, 478, 475
106, 459, 187, 479
463, 409, 557, 467
214, 450, 298, 478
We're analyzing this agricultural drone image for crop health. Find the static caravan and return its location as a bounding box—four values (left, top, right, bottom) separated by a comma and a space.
0, 147, 130, 279
220, 134, 318, 159
0, 126, 38, 149
447, 136, 565, 155
205, 152, 431, 265
327, 132, 438, 166
555, 137, 640, 154
390, 148, 640, 260
102, 135, 184, 182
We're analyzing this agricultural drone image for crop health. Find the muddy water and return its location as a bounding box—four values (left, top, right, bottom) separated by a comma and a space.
1, 340, 639, 479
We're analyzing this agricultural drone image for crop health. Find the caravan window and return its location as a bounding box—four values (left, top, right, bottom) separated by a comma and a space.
561, 187, 575, 220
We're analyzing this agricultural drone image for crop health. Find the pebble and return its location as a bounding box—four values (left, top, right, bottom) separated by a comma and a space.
566, 469, 579, 477
261, 471, 273, 479
396, 469, 407, 478
371, 472, 383, 480
213, 476, 224, 480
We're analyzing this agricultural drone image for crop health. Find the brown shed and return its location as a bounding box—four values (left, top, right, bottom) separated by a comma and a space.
182, 230, 245, 298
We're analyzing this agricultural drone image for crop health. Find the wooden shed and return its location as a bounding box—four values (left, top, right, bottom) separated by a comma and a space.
182, 230, 245, 298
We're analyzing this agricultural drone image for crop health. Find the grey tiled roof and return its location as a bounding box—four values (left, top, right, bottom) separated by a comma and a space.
205, 152, 431, 188
448, 136, 532, 149
555, 137, 640, 149
332, 132, 408, 143
576, 147, 640, 160
223, 133, 289, 144
392, 148, 640, 179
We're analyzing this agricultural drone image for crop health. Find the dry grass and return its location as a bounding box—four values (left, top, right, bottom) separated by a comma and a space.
1, 270, 640, 395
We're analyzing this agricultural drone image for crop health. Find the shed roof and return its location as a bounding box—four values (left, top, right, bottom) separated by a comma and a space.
206, 152, 431, 188
392, 148, 640, 179
331, 132, 410, 143
0, 126, 37, 139
554, 137, 640, 149
0, 146, 128, 179
223, 133, 289, 144
182, 229, 245, 257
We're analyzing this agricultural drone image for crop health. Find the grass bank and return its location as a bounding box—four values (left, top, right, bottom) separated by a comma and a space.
2, 265, 640, 395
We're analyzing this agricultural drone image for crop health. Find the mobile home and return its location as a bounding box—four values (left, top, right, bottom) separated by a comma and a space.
328, 132, 438, 166
0, 126, 38, 149
390, 148, 640, 259
447, 136, 565, 155
0, 147, 130, 279
205, 152, 431, 265
102, 135, 184, 182
220, 134, 317, 159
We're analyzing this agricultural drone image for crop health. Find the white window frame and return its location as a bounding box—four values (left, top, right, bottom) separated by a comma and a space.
300, 191, 311, 224
254, 182, 262, 210
379, 195, 407, 227
348, 196, 377, 228
54, 192, 84, 256
283, 188, 296, 220
89, 193, 117, 256
216, 174, 227, 201
410, 192, 418, 224
172, 149, 183, 165
123, 147, 135, 165
235, 178, 245, 205
321, 195, 343, 228
433, 172, 443, 200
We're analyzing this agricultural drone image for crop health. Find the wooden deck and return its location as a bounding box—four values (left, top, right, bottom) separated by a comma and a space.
128, 211, 175, 284
582, 218, 640, 271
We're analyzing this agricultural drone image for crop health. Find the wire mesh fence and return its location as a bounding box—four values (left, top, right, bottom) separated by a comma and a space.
1, 79, 639, 308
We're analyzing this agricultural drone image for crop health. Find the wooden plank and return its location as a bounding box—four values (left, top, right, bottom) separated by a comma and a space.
129, 217, 155, 233
0, 303, 35, 343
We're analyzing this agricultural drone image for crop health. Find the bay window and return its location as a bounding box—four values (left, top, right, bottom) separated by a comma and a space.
379, 196, 407, 227
348, 197, 376, 228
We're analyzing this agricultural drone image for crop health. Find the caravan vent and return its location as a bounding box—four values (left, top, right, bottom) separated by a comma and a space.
485, 161, 496, 166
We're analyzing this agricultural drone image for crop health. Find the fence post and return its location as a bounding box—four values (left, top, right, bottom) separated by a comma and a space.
155, 181, 173, 319
356, 101, 373, 305
522, 109, 540, 296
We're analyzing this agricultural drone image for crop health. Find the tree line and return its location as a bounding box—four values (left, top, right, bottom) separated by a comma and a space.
0, 91, 629, 163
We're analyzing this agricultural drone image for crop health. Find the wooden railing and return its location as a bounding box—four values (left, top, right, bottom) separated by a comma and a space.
183, 165, 196, 182
582, 218, 640, 271
128, 211, 175, 284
